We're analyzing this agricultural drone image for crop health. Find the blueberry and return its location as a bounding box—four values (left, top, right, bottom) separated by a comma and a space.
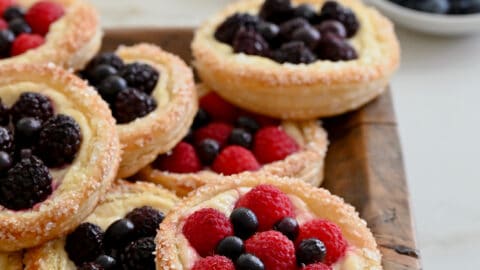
94, 254, 117, 270
233, 27, 270, 56
449, 0, 480, 14
228, 128, 253, 149
104, 218, 136, 249
402, 0, 450, 13
236, 253, 265, 270
315, 20, 347, 39
0, 29, 15, 56
0, 151, 12, 172
274, 217, 299, 241
290, 25, 321, 49
89, 64, 117, 85
97, 75, 128, 101
3, 6, 24, 22
296, 238, 327, 265
235, 116, 260, 133
256, 20, 280, 42
192, 108, 210, 129
15, 117, 42, 145
279, 18, 310, 40
216, 236, 244, 260
293, 4, 318, 22
230, 207, 258, 239
8, 18, 31, 36
196, 139, 220, 165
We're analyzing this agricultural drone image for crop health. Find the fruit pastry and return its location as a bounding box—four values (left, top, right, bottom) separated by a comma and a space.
79, 43, 197, 178
156, 174, 382, 269
139, 84, 328, 196
23, 180, 180, 270
0, 0, 101, 69
192, 0, 400, 119
0, 63, 120, 251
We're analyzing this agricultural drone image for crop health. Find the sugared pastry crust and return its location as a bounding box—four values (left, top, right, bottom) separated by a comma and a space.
23, 180, 180, 270
0, 64, 120, 252
139, 84, 328, 196
82, 44, 197, 178
0, 252, 23, 270
192, 0, 400, 119
0, 0, 102, 70
156, 174, 382, 269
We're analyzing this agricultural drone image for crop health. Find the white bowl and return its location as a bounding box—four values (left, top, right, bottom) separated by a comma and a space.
365, 0, 480, 36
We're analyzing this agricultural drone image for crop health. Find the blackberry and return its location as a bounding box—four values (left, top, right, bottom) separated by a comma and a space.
316, 33, 358, 61
65, 222, 105, 266
0, 154, 52, 210
320, 1, 360, 37
86, 52, 125, 72
259, 0, 294, 24
121, 237, 156, 270
10, 92, 54, 123
0, 98, 9, 126
78, 262, 104, 270
36, 114, 82, 168
290, 25, 321, 49
214, 13, 259, 44
8, 18, 31, 36
120, 62, 160, 94
0, 127, 13, 153
293, 4, 318, 22
125, 206, 165, 238
296, 238, 327, 265
255, 21, 280, 44
450, 0, 480, 14
233, 27, 270, 57
278, 18, 310, 41
273, 41, 316, 64
0, 151, 12, 172
113, 88, 157, 124
315, 20, 347, 39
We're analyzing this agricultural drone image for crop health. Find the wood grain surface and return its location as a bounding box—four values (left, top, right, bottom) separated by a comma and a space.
103, 28, 421, 270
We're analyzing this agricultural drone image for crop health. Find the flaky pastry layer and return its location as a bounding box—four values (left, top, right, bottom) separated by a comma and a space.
192, 0, 400, 119
0, 64, 120, 252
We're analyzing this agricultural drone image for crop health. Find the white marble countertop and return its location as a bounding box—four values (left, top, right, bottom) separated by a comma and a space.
90, 1, 480, 269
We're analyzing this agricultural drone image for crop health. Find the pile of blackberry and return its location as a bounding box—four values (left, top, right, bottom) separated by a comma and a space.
82, 52, 159, 124
214, 0, 360, 64
0, 93, 82, 210
65, 206, 165, 270
390, 0, 480, 14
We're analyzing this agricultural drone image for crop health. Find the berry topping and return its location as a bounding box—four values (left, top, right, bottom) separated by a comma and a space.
230, 207, 259, 240
196, 139, 220, 165
236, 253, 265, 270
199, 92, 239, 124
256, 21, 280, 43
194, 122, 233, 148
233, 27, 270, 57
8, 18, 31, 36
119, 62, 159, 94
10, 92, 53, 123
0, 126, 13, 153
273, 41, 316, 64
87, 52, 125, 71
94, 255, 117, 270
212, 146, 260, 175
259, 0, 293, 24
97, 75, 128, 101
297, 219, 348, 265
253, 126, 299, 164
235, 116, 260, 133
303, 262, 332, 270
0, 151, 12, 172
315, 20, 347, 39
154, 142, 201, 173
125, 206, 165, 238
0, 0, 15, 16
192, 108, 211, 129
88, 64, 118, 85
104, 218, 136, 250
293, 4, 318, 22
65, 222, 104, 266
120, 237, 156, 270
274, 217, 299, 241
192, 255, 235, 270
183, 208, 234, 257
3, 6, 23, 21
0, 98, 8, 125
0, 29, 13, 56
279, 18, 309, 40
236, 184, 294, 231
215, 236, 244, 260
113, 87, 157, 124
245, 230, 296, 270
320, 1, 359, 38
0, 154, 52, 210
449, 0, 480, 14
296, 238, 327, 266
14, 117, 41, 147
25, 1, 65, 36
316, 33, 357, 61
36, 114, 81, 167
78, 262, 103, 270
215, 13, 259, 44
228, 128, 252, 149
290, 24, 321, 49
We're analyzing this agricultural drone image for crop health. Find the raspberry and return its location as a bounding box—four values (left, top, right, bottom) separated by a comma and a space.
36, 114, 82, 168
120, 237, 156, 270
214, 13, 259, 44
297, 219, 348, 265
303, 263, 332, 270
113, 87, 157, 124
233, 27, 270, 57
119, 62, 159, 94
0, 0, 15, 16
0, 18, 7, 30
183, 208, 233, 257
192, 256, 235, 270
199, 92, 239, 124
0, 154, 52, 210
65, 223, 104, 266
211, 146, 260, 175
10, 92, 53, 123
154, 142, 201, 173
245, 231, 296, 270
125, 206, 165, 238
0, 126, 13, 153
253, 126, 299, 164
236, 184, 294, 231
194, 122, 233, 148
25, 1, 65, 36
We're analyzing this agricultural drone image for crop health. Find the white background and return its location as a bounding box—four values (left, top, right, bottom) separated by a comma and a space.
90, 0, 480, 268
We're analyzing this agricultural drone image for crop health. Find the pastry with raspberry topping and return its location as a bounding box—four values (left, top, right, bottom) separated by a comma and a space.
139, 84, 328, 196
156, 175, 382, 269
192, 0, 400, 119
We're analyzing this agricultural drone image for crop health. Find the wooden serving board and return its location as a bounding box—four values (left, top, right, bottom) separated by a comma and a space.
103, 28, 421, 270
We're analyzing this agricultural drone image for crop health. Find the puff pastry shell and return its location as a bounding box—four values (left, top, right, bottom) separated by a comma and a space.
156, 174, 382, 269
23, 180, 180, 270
0, 64, 120, 252
192, 0, 400, 119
